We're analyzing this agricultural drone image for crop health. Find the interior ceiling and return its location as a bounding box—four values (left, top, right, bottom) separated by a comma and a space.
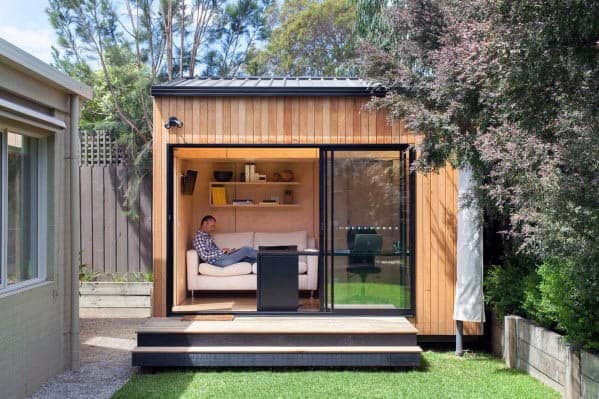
173, 147, 403, 161
173, 147, 318, 160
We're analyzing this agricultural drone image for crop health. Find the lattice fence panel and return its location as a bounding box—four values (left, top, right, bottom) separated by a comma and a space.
80, 130, 124, 165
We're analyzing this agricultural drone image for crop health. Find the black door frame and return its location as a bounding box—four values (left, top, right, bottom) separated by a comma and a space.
165, 143, 415, 317
319, 146, 416, 316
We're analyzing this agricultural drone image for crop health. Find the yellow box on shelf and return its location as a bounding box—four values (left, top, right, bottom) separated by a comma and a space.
211, 185, 227, 205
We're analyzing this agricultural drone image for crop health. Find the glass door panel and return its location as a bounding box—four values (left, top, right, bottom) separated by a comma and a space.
322, 148, 414, 314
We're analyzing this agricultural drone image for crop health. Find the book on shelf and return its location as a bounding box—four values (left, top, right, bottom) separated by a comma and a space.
259, 199, 279, 206
211, 186, 227, 205
244, 163, 257, 182
232, 199, 254, 205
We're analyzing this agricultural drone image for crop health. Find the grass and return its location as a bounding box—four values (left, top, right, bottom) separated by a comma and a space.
331, 282, 409, 309
113, 351, 558, 399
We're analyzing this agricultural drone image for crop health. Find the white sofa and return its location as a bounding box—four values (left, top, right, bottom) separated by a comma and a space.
186, 230, 318, 294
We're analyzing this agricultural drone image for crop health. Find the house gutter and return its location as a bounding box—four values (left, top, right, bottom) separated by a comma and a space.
69, 94, 81, 370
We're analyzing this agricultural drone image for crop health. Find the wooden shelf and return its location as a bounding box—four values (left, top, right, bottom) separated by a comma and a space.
209, 181, 300, 185
210, 204, 300, 208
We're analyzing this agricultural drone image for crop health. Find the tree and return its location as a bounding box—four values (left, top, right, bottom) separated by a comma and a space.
203, 0, 273, 76
253, 0, 358, 76
47, 0, 268, 211
356, 0, 599, 348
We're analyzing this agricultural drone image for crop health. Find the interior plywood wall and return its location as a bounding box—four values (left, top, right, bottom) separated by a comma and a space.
183, 160, 319, 238
173, 158, 193, 307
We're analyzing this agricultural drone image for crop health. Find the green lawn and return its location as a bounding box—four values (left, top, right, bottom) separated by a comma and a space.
113, 351, 558, 399
332, 282, 409, 309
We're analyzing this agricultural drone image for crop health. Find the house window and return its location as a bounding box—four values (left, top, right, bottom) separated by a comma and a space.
0, 130, 48, 292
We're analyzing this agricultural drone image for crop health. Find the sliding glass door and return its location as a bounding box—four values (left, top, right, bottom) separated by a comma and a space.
320, 147, 415, 315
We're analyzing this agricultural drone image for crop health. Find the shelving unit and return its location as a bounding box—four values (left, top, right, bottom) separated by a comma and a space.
210, 204, 301, 208
210, 181, 300, 186
208, 181, 300, 208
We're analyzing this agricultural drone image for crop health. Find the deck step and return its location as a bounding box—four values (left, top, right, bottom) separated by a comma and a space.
137, 332, 417, 347
132, 346, 422, 367
136, 316, 418, 334
134, 345, 423, 353
133, 316, 421, 368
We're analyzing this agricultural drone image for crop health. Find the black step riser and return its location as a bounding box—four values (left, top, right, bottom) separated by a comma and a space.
132, 352, 421, 368
138, 333, 417, 347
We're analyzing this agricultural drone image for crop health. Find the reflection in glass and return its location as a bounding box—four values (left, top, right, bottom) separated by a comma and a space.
330, 151, 411, 310
7, 132, 38, 285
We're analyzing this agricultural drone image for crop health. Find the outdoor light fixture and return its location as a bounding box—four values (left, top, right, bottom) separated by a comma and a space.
164, 116, 183, 129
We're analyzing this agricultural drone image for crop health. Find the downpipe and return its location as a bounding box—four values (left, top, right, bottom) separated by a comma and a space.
69, 94, 81, 370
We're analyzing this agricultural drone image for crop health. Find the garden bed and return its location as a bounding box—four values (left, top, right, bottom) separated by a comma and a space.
499, 315, 599, 398
79, 282, 152, 317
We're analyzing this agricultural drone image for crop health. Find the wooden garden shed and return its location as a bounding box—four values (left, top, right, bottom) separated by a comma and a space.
136, 77, 483, 368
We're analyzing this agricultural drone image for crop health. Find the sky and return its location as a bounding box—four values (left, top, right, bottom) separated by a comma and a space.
0, 0, 57, 63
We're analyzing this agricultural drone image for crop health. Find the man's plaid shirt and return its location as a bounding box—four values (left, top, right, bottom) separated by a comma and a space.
192, 230, 224, 262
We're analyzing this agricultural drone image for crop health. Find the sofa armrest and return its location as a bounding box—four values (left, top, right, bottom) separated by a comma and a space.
186, 249, 201, 291
305, 249, 318, 290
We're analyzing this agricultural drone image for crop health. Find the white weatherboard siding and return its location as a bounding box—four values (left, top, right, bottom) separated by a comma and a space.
453, 166, 485, 323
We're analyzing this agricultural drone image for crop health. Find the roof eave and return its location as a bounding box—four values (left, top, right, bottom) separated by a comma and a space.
150, 86, 386, 97
0, 38, 93, 100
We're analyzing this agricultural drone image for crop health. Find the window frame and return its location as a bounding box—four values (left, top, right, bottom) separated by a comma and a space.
0, 129, 48, 294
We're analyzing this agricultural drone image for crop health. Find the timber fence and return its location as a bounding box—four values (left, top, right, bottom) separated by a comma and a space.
79, 130, 152, 275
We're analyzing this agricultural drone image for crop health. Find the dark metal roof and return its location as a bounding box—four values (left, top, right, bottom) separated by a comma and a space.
151, 77, 385, 97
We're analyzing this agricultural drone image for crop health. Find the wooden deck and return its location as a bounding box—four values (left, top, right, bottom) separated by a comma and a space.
172, 295, 320, 312
133, 316, 421, 368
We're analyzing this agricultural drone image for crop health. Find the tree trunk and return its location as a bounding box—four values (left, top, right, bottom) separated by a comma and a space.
179, 0, 185, 77
167, 0, 173, 80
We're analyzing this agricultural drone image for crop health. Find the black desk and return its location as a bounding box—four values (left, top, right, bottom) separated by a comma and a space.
257, 246, 298, 311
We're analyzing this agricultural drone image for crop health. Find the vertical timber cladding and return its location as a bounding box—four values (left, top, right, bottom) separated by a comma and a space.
152, 95, 481, 336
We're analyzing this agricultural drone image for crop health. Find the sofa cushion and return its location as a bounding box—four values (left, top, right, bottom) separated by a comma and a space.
199, 262, 252, 277
253, 230, 307, 251
213, 232, 253, 250
251, 261, 307, 274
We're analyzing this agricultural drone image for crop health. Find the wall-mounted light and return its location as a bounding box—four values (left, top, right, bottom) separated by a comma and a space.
164, 116, 183, 129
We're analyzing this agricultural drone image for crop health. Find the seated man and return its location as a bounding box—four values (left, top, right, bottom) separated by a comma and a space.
192, 215, 257, 267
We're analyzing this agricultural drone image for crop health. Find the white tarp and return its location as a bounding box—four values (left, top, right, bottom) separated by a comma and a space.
453, 166, 485, 322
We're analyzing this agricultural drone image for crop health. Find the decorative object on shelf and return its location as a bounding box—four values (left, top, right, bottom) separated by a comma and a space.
259, 199, 279, 206
211, 185, 227, 205
280, 169, 294, 182
243, 163, 267, 182
181, 170, 197, 195
232, 199, 254, 205
213, 170, 233, 182
272, 172, 281, 182
283, 189, 295, 204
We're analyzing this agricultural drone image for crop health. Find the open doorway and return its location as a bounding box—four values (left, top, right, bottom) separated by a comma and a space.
170, 147, 320, 313
168, 145, 415, 316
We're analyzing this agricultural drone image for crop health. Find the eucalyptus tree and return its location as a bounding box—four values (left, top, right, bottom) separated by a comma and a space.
203, 0, 273, 76
255, 0, 358, 76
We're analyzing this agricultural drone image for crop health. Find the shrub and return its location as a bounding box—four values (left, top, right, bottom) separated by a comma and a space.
484, 254, 537, 318
486, 254, 599, 351
536, 257, 599, 351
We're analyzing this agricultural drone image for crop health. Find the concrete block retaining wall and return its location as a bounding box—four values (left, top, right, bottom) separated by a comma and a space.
501, 315, 599, 398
